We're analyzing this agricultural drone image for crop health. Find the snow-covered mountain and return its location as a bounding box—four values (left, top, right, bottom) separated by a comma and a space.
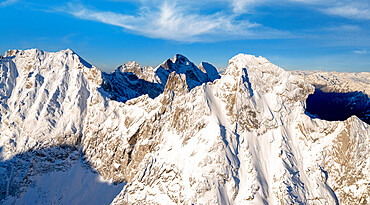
0, 49, 369, 204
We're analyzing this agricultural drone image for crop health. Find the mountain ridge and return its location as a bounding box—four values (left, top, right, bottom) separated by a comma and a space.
0, 48, 369, 204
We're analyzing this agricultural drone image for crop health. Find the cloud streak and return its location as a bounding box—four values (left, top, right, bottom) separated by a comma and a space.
353, 49, 368, 54
56, 0, 369, 42
0, 0, 18, 7
323, 4, 370, 20
61, 1, 289, 42
231, 0, 370, 20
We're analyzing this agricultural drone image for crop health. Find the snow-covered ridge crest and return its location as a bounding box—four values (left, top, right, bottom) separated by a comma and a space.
3, 48, 101, 84
0, 48, 102, 159
228, 53, 272, 69
225, 53, 314, 103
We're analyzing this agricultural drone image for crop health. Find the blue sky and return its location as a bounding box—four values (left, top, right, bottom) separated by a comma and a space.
1, 0, 369, 72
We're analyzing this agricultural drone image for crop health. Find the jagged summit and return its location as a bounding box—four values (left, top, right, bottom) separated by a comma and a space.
117, 61, 141, 73
229, 53, 270, 65
155, 54, 219, 90
226, 54, 279, 74
101, 54, 219, 102
4, 48, 74, 57
115, 61, 156, 83
2, 48, 94, 71
172, 54, 192, 65
222, 53, 313, 106
157, 54, 195, 71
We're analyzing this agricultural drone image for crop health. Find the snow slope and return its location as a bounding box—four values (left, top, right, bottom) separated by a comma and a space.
0, 49, 369, 204
2, 159, 124, 205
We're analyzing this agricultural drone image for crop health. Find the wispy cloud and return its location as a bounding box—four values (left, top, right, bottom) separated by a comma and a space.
230, 0, 370, 20
0, 0, 18, 7
353, 49, 368, 54
230, 0, 259, 13
59, 2, 290, 42
323, 4, 370, 20
53, 0, 369, 42
323, 25, 361, 31
293, 0, 370, 20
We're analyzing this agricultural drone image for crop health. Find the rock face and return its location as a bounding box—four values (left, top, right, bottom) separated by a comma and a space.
199, 62, 220, 81
0, 49, 369, 204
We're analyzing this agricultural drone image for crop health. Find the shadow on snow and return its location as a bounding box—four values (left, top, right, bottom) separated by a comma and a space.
0, 145, 124, 204
305, 89, 370, 125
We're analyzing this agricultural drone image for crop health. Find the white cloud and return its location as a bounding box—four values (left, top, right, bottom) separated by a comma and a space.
61, 2, 289, 42
290, 0, 370, 20
0, 0, 18, 7
56, 0, 369, 42
230, 0, 259, 13
323, 25, 361, 31
353, 49, 368, 54
324, 5, 370, 20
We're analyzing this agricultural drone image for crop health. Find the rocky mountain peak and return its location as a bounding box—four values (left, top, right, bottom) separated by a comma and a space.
64, 48, 74, 54
229, 54, 270, 67
172, 54, 191, 65
155, 54, 214, 90
159, 54, 195, 71
115, 61, 156, 83
120, 61, 141, 71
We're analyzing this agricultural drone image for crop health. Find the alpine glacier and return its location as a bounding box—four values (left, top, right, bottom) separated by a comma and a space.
0, 49, 368, 204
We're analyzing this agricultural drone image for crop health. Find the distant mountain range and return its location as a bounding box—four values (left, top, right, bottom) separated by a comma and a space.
0, 49, 369, 204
